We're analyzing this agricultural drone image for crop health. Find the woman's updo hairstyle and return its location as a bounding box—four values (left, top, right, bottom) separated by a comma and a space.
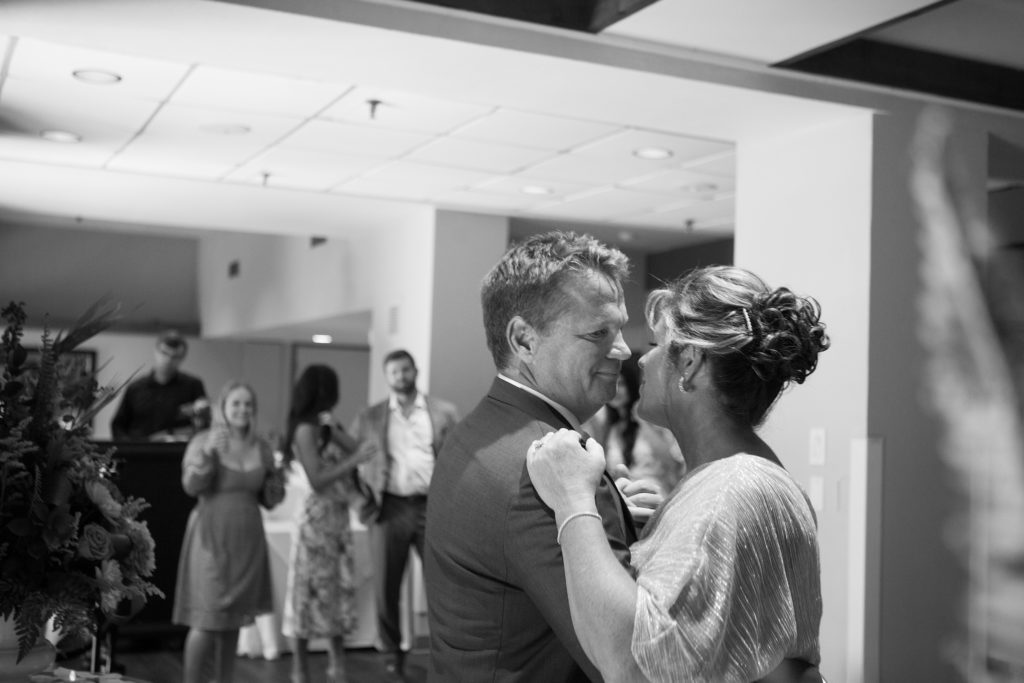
645, 265, 830, 426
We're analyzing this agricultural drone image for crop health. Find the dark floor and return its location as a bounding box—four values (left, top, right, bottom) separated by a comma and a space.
61, 635, 430, 683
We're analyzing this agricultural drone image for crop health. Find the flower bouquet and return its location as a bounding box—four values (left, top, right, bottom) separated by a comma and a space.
0, 300, 163, 662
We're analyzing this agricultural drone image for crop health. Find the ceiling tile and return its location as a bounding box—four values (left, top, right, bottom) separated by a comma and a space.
525, 187, 674, 220
684, 151, 735, 177
8, 37, 188, 100
574, 129, 732, 163
406, 137, 553, 173
472, 175, 595, 199
337, 160, 492, 199
107, 103, 303, 177
0, 79, 158, 155
621, 168, 735, 197
282, 120, 433, 157
225, 148, 385, 191
435, 189, 548, 212
621, 195, 736, 229
171, 65, 352, 117
521, 153, 672, 184
452, 109, 620, 151
321, 86, 492, 133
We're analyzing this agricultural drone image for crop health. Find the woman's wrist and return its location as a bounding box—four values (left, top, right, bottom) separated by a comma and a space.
553, 501, 599, 528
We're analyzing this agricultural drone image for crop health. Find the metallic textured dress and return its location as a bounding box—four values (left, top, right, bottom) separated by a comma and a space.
630, 454, 822, 682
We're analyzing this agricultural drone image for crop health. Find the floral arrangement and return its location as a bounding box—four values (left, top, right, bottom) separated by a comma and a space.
0, 300, 162, 662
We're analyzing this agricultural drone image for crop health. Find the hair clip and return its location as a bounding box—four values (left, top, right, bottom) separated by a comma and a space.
741, 308, 753, 335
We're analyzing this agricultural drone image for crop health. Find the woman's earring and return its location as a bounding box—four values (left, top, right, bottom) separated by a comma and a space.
678, 376, 689, 393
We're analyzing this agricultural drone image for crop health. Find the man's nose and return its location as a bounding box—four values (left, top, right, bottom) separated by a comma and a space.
608, 332, 630, 360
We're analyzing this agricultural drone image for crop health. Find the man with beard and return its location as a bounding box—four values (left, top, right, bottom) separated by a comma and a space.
350, 349, 459, 681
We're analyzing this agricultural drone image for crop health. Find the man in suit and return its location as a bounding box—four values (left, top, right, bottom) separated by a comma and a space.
350, 349, 459, 681
424, 231, 654, 682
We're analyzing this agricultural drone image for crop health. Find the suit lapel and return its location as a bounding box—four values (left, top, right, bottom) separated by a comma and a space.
489, 378, 637, 543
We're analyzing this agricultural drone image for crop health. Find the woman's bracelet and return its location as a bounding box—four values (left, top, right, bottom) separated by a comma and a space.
556, 511, 602, 545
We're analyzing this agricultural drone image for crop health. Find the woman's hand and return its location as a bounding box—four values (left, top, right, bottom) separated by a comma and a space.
205, 426, 230, 458
610, 464, 664, 524
527, 428, 605, 518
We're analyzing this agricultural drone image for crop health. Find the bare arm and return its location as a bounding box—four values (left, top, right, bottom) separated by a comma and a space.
294, 422, 371, 493
528, 430, 648, 682
181, 431, 218, 496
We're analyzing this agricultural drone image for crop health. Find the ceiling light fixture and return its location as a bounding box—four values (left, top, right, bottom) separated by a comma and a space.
200, 123, 251, 135
41, 130, 81, 143
633, 147, 673, 160
311, 334, 333, 344
72, 69, 123, 85
521, 185, 554, 195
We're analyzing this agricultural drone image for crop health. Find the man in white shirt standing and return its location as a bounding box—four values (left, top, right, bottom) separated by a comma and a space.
350, 349, 459, 681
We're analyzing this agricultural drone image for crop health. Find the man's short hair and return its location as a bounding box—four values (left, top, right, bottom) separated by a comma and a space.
157, 329, 188, 355
383, 348, 416, 368
480, 230, 630, 370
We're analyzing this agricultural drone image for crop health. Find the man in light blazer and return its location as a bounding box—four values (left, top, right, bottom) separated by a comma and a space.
424, 231, 650, 682
350, 349, 459, 681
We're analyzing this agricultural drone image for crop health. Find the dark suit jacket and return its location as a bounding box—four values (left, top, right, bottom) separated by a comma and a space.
349, 393, 459, 523
424, 378, 636, 683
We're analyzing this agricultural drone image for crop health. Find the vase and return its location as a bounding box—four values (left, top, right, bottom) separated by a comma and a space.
0, 615, 56, 681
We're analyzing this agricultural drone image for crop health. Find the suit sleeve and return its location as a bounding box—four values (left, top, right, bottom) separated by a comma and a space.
504, 464, 604, 682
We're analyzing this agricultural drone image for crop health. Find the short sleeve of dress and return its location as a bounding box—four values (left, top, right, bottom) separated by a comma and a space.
630, 454, 822, 683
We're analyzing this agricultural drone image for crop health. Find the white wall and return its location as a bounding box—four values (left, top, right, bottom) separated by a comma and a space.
427, 210, 510, 416
199, 232, 353, 338
350, 214, 439, 402
737, 112, 875, 682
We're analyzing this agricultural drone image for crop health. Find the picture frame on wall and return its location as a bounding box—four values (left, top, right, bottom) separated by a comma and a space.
23, 346, 100, 430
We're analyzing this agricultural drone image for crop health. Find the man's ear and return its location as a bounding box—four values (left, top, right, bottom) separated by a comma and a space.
507, 316, 537, 361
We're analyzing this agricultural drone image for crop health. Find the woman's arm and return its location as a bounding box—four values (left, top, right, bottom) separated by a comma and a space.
528, 429, 648, 682
558, 509, 648, 682
294, 422, 368, 493
181, 431, 218, 496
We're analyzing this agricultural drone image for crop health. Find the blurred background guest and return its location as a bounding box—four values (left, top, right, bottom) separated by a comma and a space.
110, 329, 209, 441
583, 356, 686, 497
282, 364, 374, 683
173, 380, 281, 683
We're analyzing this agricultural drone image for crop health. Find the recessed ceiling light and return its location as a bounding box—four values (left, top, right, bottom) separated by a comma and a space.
633, 147, 673, 160
72, 69, 122, 85
311, 334, 333, 344
521, 185, 554, 195
41, 130, 81, 143
200, 123, 251, 135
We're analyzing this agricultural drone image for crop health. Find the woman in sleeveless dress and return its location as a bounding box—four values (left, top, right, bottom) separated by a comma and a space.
173, 380, 281, 683
282, 365, 374, 683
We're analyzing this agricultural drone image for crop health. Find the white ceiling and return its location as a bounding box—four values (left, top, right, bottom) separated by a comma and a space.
0, 0, 919, 250
0, 0, 1017, 339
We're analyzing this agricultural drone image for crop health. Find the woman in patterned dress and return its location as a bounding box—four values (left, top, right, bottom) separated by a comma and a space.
528, 266, 830, 682
174, 380, 281, 683
282, 365, 374, 683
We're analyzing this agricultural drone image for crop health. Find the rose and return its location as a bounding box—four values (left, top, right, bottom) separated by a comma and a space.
85, 480, 122, 521
124, 520, 157, 577
78, 522, 113, 561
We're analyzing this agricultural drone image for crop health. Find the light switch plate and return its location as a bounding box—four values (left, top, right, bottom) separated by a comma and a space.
809, 427, 826, 466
